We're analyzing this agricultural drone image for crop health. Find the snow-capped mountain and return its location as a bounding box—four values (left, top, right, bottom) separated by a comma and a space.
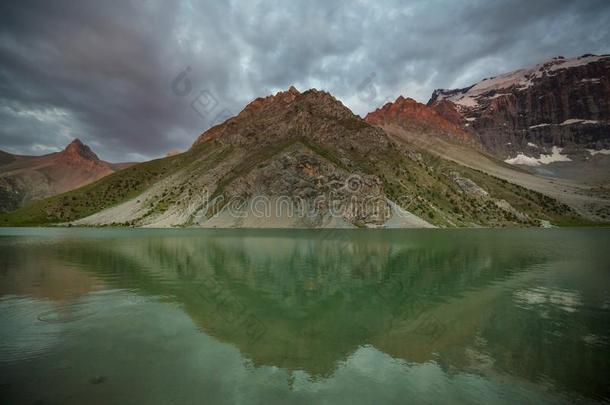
428, 54, 610, 163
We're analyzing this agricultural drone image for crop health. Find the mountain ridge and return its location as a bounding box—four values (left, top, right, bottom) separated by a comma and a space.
427, 54, 610, 161
0, 86, 585, 228
365, 95, 480, 147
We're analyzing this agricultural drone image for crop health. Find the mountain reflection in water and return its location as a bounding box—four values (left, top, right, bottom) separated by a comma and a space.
0, 228, 608, 404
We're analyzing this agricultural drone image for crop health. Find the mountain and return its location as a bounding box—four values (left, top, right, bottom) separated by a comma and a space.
1, 87, 585, 228
365, 95, 480, 147
427, 54, 610, 167
0, 139, 135, 212
364, 92, 610, 222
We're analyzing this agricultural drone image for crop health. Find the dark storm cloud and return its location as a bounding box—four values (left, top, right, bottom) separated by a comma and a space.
0, 0, 609, 161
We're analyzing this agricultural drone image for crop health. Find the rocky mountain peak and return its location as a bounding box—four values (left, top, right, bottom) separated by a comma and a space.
297, 88, 353, 114
364, 94, 477, 145
194, 86, 367, 147
427, 53, 610, 156
62, 138, 100, 162
365, 96, 428, 122
275, 85, 301, 100
242, 86, 345, 114
393, 95, 416, 104
365, 96, 443, 124
65, 138, 84, 149
240, 86, 301, 116
428, 54, 609, 110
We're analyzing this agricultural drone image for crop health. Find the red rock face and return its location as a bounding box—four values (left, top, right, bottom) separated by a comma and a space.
428, 54, 610, 156
364, 96, 478, 145
430, 100, 464, 126
51, 139, 115, 184
62, 138, 101, 162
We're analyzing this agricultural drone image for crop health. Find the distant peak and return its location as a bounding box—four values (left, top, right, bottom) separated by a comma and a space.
287, 85, 299, 95
68, 138, 83, 147
62, 138, 99, 161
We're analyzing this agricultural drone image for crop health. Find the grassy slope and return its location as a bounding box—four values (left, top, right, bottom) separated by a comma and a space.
0, 139, 220, 226
334, 140, 587, 227
0, 157, 180, 226
205, 136, 587, 228
0, 134, 592, 227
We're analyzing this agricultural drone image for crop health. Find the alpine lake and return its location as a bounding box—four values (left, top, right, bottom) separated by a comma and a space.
0, 227, 608, 404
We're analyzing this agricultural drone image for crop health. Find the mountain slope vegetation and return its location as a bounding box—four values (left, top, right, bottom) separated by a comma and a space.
0, 88, 586, 228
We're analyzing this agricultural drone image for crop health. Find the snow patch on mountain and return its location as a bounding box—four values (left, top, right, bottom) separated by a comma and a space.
505, 146, 572, 167
587, 149, 610, 156
559, 119, 600, 126
432, 54, 607, 110
529, 123, 550, 129
505, 155, 542, 166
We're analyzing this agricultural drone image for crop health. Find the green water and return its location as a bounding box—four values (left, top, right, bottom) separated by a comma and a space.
0, 228, 608, 404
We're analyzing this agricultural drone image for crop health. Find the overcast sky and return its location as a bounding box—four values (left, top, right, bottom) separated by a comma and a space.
0, 0, 609, 162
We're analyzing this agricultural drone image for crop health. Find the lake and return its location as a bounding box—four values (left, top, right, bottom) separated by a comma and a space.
0, 228, 608, 404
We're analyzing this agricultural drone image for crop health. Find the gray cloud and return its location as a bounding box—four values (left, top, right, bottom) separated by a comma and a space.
0, 0, 609, 161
